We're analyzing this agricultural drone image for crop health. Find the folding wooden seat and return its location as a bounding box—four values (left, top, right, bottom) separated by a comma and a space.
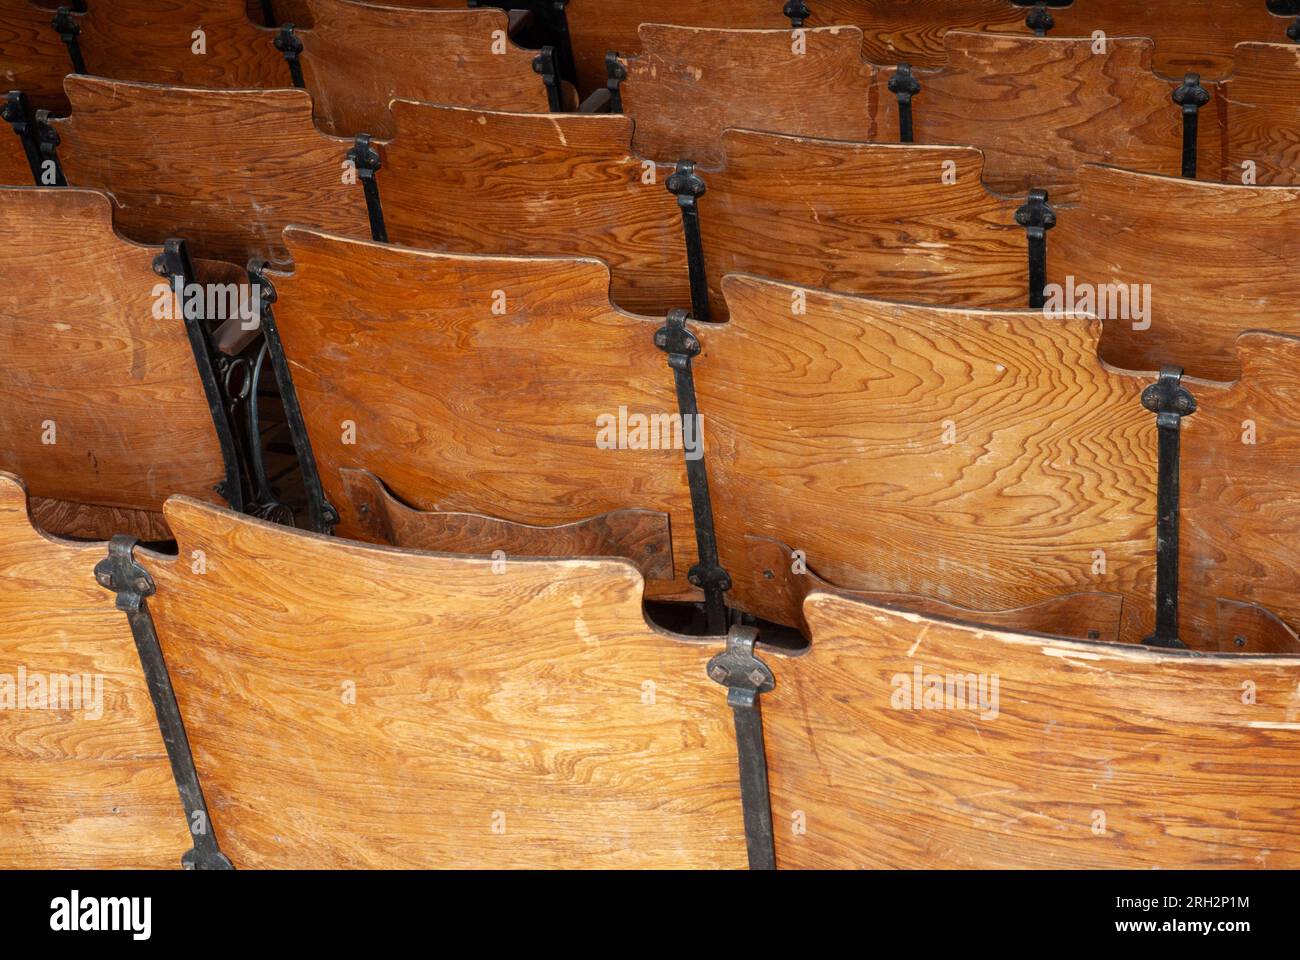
72, 0, 289, 89
380, 103, 689, 316
291, 0, 555, 138
614, 24, 880, 166
263, 226, 699, 600
874, 33, 1222, 201
763, 592, 1300, 868
1224, 42, 1300, 186
133, 495, 748, 867
0, 186, 245, 540
1055, 164, 1300, 382
47, 75, 371, 266
695, 130, 1031, 318
0, 472, 190, 867
0, 0, 72, 114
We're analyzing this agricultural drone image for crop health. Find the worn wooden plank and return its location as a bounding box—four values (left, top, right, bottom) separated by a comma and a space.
143, 495, 747, 868
381, 102, 689, 316
0, 187, 227, 537
52, 75, 369, 266
0, 0, 73, 113
1056, 164, 1300, 382
298, 0, 549, 138
1224, 41, 1300, 186
0, 472, 190, 868
767, 592, 1300, 868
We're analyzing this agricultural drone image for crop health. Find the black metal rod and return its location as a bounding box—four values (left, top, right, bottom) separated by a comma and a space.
543, 0, 578, 89
666, 161, 711, 323
533, 46, 563, 111
260, 0, 278, 28
3, 92, 44, 185
248, 262, 338, 535
274, 25, 305, 88
1141, 366, 1197, 649
1015, 189, 1056, 309
52, 7, 85, 74
348, 135, 387, 243
604, 52, 625, 113
888, 63, 921, 144
783, 0, 810, 27
1173, 74, 1210, 179
94, 538, 233, 870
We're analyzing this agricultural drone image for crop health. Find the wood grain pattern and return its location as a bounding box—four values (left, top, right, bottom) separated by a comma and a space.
876, 33, 1217, 202
742, 535, 1125, 643
77, 0, 288, 89
143, 495, 747, 868
618, 24, 880, 165
53, 75, 370, 266
28, 495, 173, 543
1181, 332, 1300, 649
298, 0, 549, 138
381, 102, 690, 316
0, 472, 189, 868
1224, 42, 1300, 186
814, 0, 1030, 67
767, 592, 1300, 868
1214, 599, 1300, 655
0, 0, 73, 113
1056, 164, 1300, 381
270, 226, 699, 601
700, 274, 1160, 644
1049, 0, 1292, 81
338, 467, 674, 580
701, 130, 1027, 319
0, 131, 32, 186
0, 187, 227, 537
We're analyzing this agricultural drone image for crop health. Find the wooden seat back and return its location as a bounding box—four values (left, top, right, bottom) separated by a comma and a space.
381, 102, 689, 316
765, 591, 1300, 868
0, 187, 228, 539
297, 0, 550, 138
1224, 41, 1300, 186
0, 472, 190, 867
142, 496, 747, 868
1055, 164, 1300, 381
0, 0, 73, 113
51, 75, 370, 266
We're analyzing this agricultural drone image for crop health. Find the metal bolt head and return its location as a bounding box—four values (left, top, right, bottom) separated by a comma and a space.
709, 664, 730, 683
94, 569, 112, 588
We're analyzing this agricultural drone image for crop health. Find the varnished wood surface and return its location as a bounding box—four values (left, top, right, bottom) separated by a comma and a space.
815, 0, 1030, 66
0, 187, 226, 536
382, 102, 690, 316
269, 227, 698, 601
767, 592, 1300, 868
0, 134, 32, 187
144, 495, 747, 868
1181, 332, 1300, 648
876, 33, 1217, 202
1214, 599, 1300, 655
53, 76, 370, 266
298, 0, 549, 138
0, 472, 189, 868
78, 0, 288, 89
742, 535, 1125, 643
1224, 42, 1300, 186
0, 0, 73, 113
701, 130, 1027, 318
1056, 164, 1300, 381
338, 467, 675, 580
619, 24, 879, 165
698, 274, 1160, 644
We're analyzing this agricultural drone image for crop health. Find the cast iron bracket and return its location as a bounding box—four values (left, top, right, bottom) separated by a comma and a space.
1014, 189, 1056, 309
888, 63, 922, 143
1172, 74, 1210, 179
346, 134, 387, 243
533, 46, 564, 111
604, 52, 626, 112
666, 160, 711, 322
707, 625, 776, 870
654, 310, 731, 634
1025, 2, 1055, 35
783, 0, 810, 27
274, 24, 305, 88
3, 92, 58, 185
1141, 366, 1196, 650
94, 537, 234, 870
51, 6, 85, 74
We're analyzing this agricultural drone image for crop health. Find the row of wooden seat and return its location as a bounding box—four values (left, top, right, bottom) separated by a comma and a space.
5, 186, 1299, 655
4, 471, 1298, 868
6, 78, 1298, 381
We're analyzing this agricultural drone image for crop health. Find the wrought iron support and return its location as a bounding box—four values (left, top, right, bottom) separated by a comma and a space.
1014, 189, 1056, 309
1025, 1, 1055, 35
261, 0, 278, 27
1141, 366, 1197, 650
274, 24, 305, 88
4, 92, 42, 185
707, 626, 776, 870
1290, 16, 1300, 42
154, 239, 246, 513
604, 52, 626, 113
666, 161, 711, 322
888, 63, 922, 143
247, 261, 339, 534
654, 310, 730, 635
94, 538, 233, 870
783, 0, 810, 27
543, 1, 577, 89
533, 45, 563, 112
347, 134, 387, 243
51, 6, 85, 74
1172, 74, 1210, 179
